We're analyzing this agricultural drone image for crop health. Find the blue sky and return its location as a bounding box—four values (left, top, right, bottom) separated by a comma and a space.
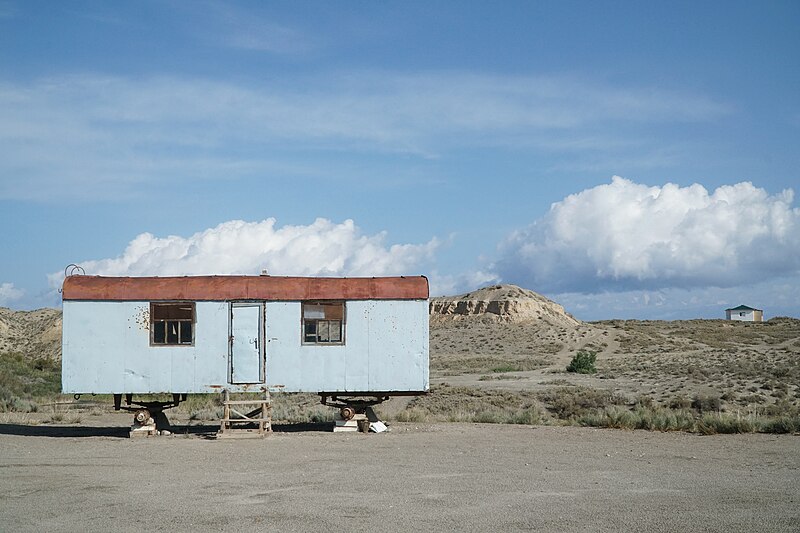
1, 1, 799, 320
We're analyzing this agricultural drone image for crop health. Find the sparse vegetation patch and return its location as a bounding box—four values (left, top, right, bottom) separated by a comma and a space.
566, 350, 597, 374
432, 356, 551, 375
0, 352, 61, 412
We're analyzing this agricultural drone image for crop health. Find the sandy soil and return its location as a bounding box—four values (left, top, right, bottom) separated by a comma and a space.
0, 416, 797, 532
431, 316, 800, 410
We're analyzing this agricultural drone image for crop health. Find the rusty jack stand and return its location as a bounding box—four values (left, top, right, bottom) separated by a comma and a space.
113, 393, 185, 438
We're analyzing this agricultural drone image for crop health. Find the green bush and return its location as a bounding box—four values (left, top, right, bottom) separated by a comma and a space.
566, 350, 597, 374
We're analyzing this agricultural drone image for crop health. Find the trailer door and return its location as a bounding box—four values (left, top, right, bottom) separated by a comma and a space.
230, 303, 264, 384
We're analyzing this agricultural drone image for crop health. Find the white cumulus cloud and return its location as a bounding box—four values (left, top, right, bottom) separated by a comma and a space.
48, 218, 437, 287
496, 177, 800, 293
0, 282, 24, 306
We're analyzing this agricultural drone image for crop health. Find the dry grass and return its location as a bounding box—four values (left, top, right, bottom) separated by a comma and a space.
433, 355, 551, 375
599, 320, 800, 410
391, 385, 547, 425
389, 385, 800, 434
422, 317, 800, 434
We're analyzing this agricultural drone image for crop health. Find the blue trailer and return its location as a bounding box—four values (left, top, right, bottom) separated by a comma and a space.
61, 274, 429, 435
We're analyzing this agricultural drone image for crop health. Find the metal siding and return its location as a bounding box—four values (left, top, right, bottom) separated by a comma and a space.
344, 301, 370, 390
62, 301, 230, 394
365, 300, 429, 391
62, 299, 428, 394
191, 302, 230, 391
265, 302, 347, 392
265, 300, 428, 393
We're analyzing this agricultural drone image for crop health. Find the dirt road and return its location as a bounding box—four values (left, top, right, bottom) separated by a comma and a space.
0, 420, 797, 532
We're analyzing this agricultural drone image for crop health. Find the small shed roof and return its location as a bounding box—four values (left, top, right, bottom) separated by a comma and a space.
725, 304, 762, 312
62, 275, 429, 302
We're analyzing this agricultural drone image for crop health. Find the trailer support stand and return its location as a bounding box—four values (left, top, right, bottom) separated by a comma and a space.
217, 389, 272, 439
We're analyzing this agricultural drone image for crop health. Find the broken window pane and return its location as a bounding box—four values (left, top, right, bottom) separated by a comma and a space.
304, 321, 317, 343
179, 322, 192, 344
150, 302, 195, 346
153, 321, 166, 344
167, 321, 179, 344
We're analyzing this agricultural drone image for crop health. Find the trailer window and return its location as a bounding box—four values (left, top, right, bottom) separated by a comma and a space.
151, 303, 195, 346
302, 302, 344, 344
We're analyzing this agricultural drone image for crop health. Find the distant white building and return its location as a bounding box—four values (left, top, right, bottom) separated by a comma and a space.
725, 305, 763, 322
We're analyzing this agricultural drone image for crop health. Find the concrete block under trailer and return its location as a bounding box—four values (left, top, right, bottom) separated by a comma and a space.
61, 275, 429, 429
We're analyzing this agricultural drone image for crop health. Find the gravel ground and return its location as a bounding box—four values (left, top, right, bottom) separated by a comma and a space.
0, 419, 798, 532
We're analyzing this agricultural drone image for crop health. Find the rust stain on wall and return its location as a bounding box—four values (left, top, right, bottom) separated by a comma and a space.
132, 306, 150, 330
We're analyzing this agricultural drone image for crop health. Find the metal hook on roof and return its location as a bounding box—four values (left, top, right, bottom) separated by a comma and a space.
64, 264, 86, 277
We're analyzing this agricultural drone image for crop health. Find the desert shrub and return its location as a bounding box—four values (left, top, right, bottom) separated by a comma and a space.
697, 413, 756, 434
668, 395, 692, 410
507, 406, 545, 425
566, 351, 597, 374
270, 393, 333, 423
578, 406, 638, 429
760, 400, 800, 418
580, 406, 695, 432
0, 385, 13, 412
635, 395, 654, 409
635, 407, 695, 432
393, 386, 547, 425
433, 356, 550, 374
692, 393, 721, 413
758, 416, 799, 434
490, 364, 520, 373
576, 405, 799, 434
394, 407, 429, 423
11, 397, 39, 413
537, 386, 624, 420
188, 406, 224, 421
720, 391, 737, 401
0, 352, 61, 411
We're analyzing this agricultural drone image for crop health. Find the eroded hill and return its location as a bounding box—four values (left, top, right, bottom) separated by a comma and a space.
429, 284, 605, 375
0, 307, 61, 359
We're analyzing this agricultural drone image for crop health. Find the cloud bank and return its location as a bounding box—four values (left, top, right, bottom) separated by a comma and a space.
0, 282, 24, 306
497, 177, 800, 293
48, 218, 437, 287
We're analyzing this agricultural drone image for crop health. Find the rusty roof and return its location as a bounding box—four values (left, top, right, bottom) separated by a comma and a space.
61, 275, 429, 301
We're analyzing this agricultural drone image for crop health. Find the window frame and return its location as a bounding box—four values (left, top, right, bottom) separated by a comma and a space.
150, 302, 196, 347
301, 300, 346, 346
